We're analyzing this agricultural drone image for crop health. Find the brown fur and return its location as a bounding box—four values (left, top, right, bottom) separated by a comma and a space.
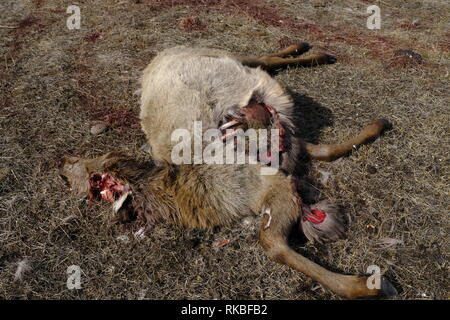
61, 43, 395, 299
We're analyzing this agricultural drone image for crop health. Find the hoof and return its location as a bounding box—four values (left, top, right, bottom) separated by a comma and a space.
293, 42, 312, 55
375, 118, 392, 131
380, 276, 398, 297
324, 53, 337, 64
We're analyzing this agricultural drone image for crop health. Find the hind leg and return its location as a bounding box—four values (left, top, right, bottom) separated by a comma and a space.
237, 42, 311, 67
259, 177, 397, 299
237, 43, 336, 69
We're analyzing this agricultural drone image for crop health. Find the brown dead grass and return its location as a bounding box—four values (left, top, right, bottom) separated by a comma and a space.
0, 0, 449, 300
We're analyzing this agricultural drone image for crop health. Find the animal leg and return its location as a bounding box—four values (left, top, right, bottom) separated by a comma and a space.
237, 42, 311, 67
304, 119, 390, 162
239, 52, 336, 69
259, 184, 397, 299
236, 41, 337, 69
259, 42, 312, 58
260, 53, 337, 69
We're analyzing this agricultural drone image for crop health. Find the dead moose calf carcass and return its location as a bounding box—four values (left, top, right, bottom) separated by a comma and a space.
61, 43, 396, 299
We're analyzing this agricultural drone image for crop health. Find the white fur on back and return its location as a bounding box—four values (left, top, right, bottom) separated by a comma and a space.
140, 46, 294, 162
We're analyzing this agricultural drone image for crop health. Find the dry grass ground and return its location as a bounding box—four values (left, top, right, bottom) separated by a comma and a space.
0, 0, 449, 299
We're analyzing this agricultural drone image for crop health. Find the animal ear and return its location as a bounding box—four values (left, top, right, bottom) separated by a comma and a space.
59, 156, 90, 196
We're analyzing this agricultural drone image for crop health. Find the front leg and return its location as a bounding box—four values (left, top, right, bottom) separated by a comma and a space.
304, 119, 390, 162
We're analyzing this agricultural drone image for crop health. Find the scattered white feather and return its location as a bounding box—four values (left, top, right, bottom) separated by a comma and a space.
140, 143, 151, 154
377, 237, 403, 248
241, 217, 254, 228
116, 235, 130, 243
62, 215, 76, 224
138, 289, 147, 300
134, 227, 146, 240
14, 259, 31, 282
318, 169, 332, 186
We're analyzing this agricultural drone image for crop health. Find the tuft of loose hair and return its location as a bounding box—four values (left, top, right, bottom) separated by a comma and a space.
14, 259, 31, 282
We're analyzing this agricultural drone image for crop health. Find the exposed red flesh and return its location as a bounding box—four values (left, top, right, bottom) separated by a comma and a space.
219, 103, 287, 161
89, 172, 128, 203
240, 103, 272, 126
304, 209, 327, 224
292, 178, 328, 225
